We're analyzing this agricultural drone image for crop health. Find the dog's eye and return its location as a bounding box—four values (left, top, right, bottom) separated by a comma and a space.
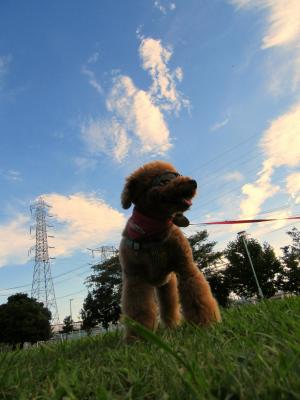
152, 171, 181, 187
159, 178, 171, 186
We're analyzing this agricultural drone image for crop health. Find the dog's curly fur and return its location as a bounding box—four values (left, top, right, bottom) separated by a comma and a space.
119, 161, 221, 340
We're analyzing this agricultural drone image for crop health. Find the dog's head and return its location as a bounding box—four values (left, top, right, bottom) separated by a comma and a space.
121, 161, 197, 221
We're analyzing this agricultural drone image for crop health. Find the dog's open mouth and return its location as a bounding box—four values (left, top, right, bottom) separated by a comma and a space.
175, 197, 193, 208
167, 196, 193, 208
182, 198, 193, 206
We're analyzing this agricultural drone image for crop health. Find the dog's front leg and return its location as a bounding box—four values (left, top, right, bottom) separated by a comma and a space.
177, 262, 221, 326
156, 273, 181, 328
121, 275, 157, 341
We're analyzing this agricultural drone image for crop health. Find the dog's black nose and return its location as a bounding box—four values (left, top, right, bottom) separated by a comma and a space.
190, 179, 197, 189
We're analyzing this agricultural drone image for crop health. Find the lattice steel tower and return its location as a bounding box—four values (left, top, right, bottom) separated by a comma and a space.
30, 197, 59, 324
88, 246, 118, 263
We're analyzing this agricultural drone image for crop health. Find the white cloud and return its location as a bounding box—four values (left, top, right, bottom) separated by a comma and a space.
249, 209, 293, 255
259, 0, 300, 49
210, 117, 229, 132
139, 37, 188, 112
107, 75, 171, 154
239, 102, 300, 218
260, 101, 300, 168
110, 118, 132, 162
0, 214, 31, 268
229, 1, 300, 218
0, 194, 125, 268
82, 37, 186, 161
81, 116, 131, 162
230, 0, 300, 93
240, 160, 280, 218
223, 171, 244, 182
43, 193, 125, 258
286, 172, 300, 201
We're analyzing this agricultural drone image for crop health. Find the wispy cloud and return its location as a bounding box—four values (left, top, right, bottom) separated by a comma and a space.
0, 55, 12, 91
81, 65, 103, 95
87, 52, 100, 64
1, 169, 22, 182
210, 117, 229, 132
239, 160, 280, 218
239, 101, 300, 218
286, 172, 300, 204
73, 157, 98, 172
81, 51, 103, 94
223, 171, 244, 182
81, 37, 188, 162
230, 0, 300, 94
139, 37, 188, 112
154, 1, 176, 14
0, 193, 125, 268
81, 116, 131, 163
229, 1, 300, 219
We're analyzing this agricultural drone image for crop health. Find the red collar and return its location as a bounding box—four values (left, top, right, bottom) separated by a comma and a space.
125, 208, 172, 241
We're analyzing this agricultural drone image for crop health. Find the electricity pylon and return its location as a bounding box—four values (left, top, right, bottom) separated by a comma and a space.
87, 245, 118, 263
30, 197, 59, 324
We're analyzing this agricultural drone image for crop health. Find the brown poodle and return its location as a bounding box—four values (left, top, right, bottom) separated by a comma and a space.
119, 161, 221, 340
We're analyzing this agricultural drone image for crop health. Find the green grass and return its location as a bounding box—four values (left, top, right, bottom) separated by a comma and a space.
1, 297, 300, 400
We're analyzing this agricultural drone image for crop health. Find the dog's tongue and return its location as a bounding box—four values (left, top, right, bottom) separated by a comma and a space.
183, 198, 192, 206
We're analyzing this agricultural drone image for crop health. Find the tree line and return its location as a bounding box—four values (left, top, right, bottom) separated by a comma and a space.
81, 227, 300, 331
0, 227, 299, 347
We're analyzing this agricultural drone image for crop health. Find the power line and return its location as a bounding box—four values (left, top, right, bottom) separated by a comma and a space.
187, 130, 264, 175
0, 262, 91, 292
191, 174, 287, 215
56, 288, 87, 300
254, 221, 300, 238
194, 147, 262, 187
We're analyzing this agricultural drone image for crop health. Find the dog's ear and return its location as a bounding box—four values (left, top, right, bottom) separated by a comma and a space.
121, 177, 136, 209
173, 212, 190, 227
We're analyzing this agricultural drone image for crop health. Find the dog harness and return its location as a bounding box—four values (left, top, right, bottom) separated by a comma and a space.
124, 208, 172, 250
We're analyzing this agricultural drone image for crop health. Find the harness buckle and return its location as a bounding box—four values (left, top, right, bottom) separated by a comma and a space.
133, 241, 141, 250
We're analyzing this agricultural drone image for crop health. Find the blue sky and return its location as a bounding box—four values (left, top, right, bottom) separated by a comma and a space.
1, 0, 300, 322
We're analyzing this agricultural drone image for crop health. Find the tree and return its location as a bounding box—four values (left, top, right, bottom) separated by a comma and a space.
0, 293, 51, 347
81, 292, 98, 333
225, 235, 283, 299
61, 315, 74, 334
81, 255, 122, 331
280, 227, 300, 294
188, 231, 223, 269
189, 230, 230, 307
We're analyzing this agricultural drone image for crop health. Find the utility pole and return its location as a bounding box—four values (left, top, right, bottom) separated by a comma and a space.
69, 298, 74, 321
238, 231, 264, 299
30, 197, 59, 324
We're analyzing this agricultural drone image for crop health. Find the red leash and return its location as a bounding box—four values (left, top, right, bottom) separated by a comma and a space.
191, 216, 300, 226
